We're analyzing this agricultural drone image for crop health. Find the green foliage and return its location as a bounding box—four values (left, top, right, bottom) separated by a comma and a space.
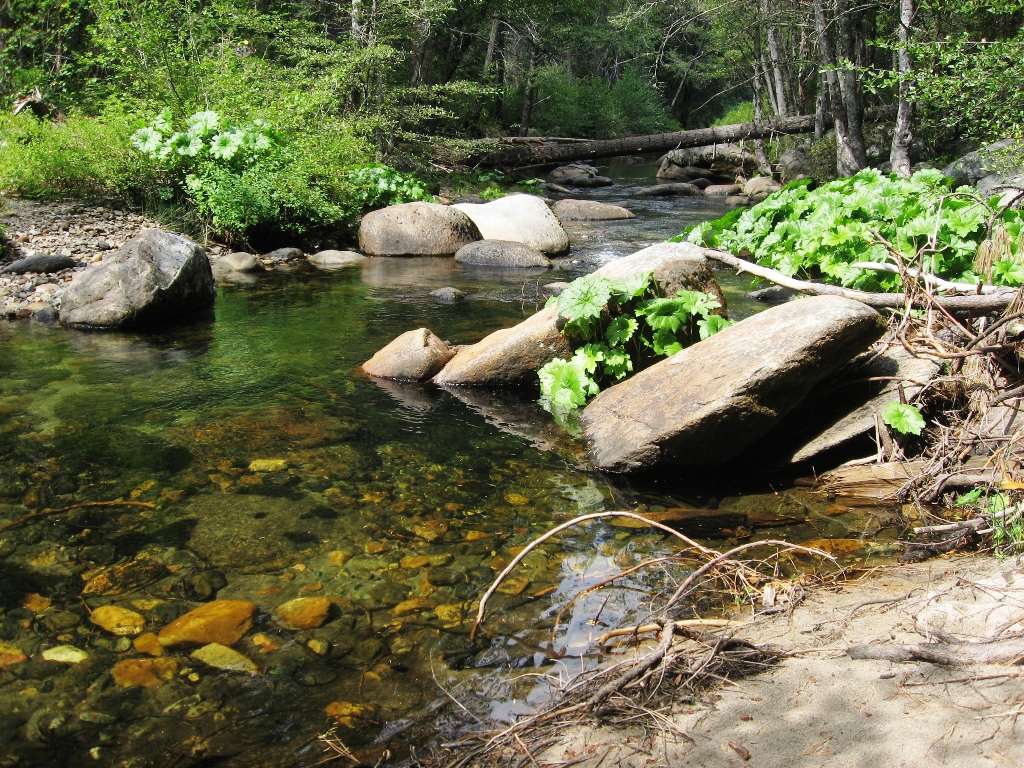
882, 402, 927, 436
342, 164, 434, 208
712, 101, 753, 126
538, 272, 732, 415
683, 168, 1024, 291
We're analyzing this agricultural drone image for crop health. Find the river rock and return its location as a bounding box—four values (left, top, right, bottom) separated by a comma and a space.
59, 229, 215, 328
943, 139, 1024, 187
579, 296, 887, 472
157, 599, 256, 648
191, 643, 259, 673
454, 240, 551, 267
274, 597, 332, 629
659, 143, 757, 175
0, 641, 27, 669
551, 200, 635, 221
452, 195, 569, 256
635, 183, 701, 197
743, 176, 782, 200
748, 285, 798, 304
111, 658, 179, 688
89, 605, 146, 636
363, 327, 455, 381
358, 202, 481, 256
1, 254, 77, 274
429, 287, 465, 303
308, 250, 365, 268
656, 163, 716, 182
41, 645, 89, 664
217, 252, 263, 272
704, 184, 743, 196
265, 247, 303, 263
547, 164, 613, 187
433, 242, 723, 386
779, 149, 813, 183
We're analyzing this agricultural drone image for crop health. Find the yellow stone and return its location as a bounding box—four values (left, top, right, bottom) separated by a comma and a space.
157, 600, 256, 648
393, 597, 436, 617
130, 598, 165, 611
324, 701, 375, 728
302, 582, 324, 592
274, 597, 332, 629
191, 643, 259, 674
802, 538, 865, 556
0, 641, 27, 669
413, 520, 448, 542
464, 530, 489, 541
399, 555, 431, 569
90, 605, 147, 637
252, 633, 281, 654
111, 658, 179, 688
496, 576, 530, 596
132, 633, 164, 657
504, 493, 531, 506
248, 458, 288, 473
307, 639, 329, 655
434, 604, 463, 626
365, 541, 388, 555
22, 593, 51, 613
328, 550, 352, 568
237, 475, 264, 487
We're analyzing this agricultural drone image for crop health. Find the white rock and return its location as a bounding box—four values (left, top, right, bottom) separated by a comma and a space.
452, 194, 569, 256
42, 645, 90, 664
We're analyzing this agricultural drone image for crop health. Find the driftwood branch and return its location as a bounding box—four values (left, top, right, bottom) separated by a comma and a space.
703, 249, 1018, 311
0, 500, 158, 533
849, 636, 1024, 665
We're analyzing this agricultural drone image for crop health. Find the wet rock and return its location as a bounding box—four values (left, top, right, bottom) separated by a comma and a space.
294, 660, 338, 686
41, 610, 81, 633
81, 555, 168, 596
748, 285, 798, 304
308, 250, 364, 268
452, 195, 569, 256
0, 641, 27, 668
274, 597, 332, 629
704, 184, 743, 196
543, 281, 568, 295
89, 605, 146, 637
157, 599, 256, 648
185, 570, 228, 601
110, 657, 179, 688
454, 240, 551, 268
248, 458, 288, 472
324, 701, 376, 728
60, 229, 215, 329
1, 254, 77, 274
363, 327, 455, 382
348, 638, 384, 665
547, 164, 613, 188
264, 247, 303, 263
392, 597, 436, 617
79, 543, 117, 566
215, 252, 263, 273
580, 296, 887, 472
743, 176, 782, 200
358, 202, 481, 257
190, 642, 259, 674
724, 195, 750, 206
635, 183, 701, 197
132, 633, 164, 656
41, 645, 89, 664
429, 287, 465, 303
551, 199, 635, 221
656, 163, 715, 182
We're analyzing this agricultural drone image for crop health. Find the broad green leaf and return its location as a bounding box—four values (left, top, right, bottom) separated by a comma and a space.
882, 401, 926, 436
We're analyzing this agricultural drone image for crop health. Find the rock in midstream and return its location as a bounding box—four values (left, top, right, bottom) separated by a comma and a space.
452, 194, 570, 256
551, 199, 635, 221
59, 228, 215, 329
454, 240, 552, 268
579, 296, 887, 472
431, 242, 725, 387
358, 202, 481, 256
362, 327, 455, 381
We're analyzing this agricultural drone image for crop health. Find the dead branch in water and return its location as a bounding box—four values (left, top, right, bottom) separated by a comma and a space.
0, 500, 158, 533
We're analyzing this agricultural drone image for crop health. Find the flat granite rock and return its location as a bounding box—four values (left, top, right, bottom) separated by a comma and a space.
2, 254, 77, 274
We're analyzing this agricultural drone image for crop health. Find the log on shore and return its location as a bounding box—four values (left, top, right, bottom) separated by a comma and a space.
467, 107, 896, 168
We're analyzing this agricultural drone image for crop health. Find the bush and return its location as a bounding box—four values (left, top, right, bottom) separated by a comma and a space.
713, 101, 754, 126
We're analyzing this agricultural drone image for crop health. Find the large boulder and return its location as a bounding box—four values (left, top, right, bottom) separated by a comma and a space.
454, 240, 551, 268
547, 164, 614, 187
656, 163, 717, 182
432, 242, 724, 387
743, 176, 782, 201
362, 328, 455, 381
778, 149, 813, 183
452, 194, 570, 256
943, 139, 1024, 187
579, 296, 887, 472
552, 200, 635, 221
658, 143, 757, 176
358, 202, 481, 257
59, 229, 215, 329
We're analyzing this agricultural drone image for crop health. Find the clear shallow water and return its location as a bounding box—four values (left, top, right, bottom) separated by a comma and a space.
0, 166, 897, 767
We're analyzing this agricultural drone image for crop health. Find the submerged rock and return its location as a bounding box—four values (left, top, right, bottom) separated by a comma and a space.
358, 202, 481, 257
110, 657, 179, 688
157, 599, 256, 648
551, 199, 635, 221
59, 228, 215, 328
454, 240, 551, 268
452, 194, 569, 256
274, 597, 332, 629
547, 164, 614, 187
89, 605, 146, 637
40, 645, 89, 664
264, 247, 303, 263
363, 327, 455, 381
216, 252, 264, 273
191, 642, 259, 673
704, 184, 743, 197
580, 296, 886, 472
429, 287, 465, 303
635, 183, 701, 197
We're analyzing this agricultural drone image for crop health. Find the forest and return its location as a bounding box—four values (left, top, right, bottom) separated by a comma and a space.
1, 0, 1022, 243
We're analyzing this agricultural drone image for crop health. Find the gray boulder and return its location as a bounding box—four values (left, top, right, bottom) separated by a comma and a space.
217, 252, 263, 272
579, 296, 886, 472
453, 194, 569, 256
635, 183, 701, 197
59, 229, 215, 329
942, 139, 1024, 187
977, 172, 1024, 207
308, 250, 365, 268
362, 328, 455, 381
552, 199, 635, 221
264, 247, 303, 263
778, 149, 813, 183
547, 164, 614, 187
429, 287, 465, 303
455, 240, 551, 268
2, 254, 77, 274
433, 242, 724, 387
743, 176, 782, 199
658, 143, 756, 175
358, 202, 481, 257
705, 184, 743, 197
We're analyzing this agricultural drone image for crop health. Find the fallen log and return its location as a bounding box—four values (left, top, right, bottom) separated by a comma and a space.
849, 635, 1024, 665
703, 249, 1019, 311
467, 107, 895, 168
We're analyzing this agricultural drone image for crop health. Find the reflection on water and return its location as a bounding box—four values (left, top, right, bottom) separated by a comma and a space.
0, 168, 898, 767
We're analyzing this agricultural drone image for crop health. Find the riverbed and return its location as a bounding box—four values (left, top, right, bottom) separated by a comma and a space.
0, 160, 900, 767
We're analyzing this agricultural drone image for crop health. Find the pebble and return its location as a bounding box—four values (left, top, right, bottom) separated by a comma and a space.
190, 642, 259, 674
89, 605, 147, 637
248, 458, 288, 472
393, 597, 436, 617
110, 658, 180, 688
41, 645, 89, 664
157, 599, 256, 647
274, 597, 332, 629
132, 633, 164, 657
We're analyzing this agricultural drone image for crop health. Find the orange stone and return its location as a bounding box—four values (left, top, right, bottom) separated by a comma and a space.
393, 597, 436, 617
464, 531, 489, 541
111, 658, 180, 688
0, 641, 27, 669
274, 597, 332, 630
132, 633, 164, 657
90, 605, 146, 637
399, 555, 431, 569
157, 600, 256, 648
22, 593, 52, 612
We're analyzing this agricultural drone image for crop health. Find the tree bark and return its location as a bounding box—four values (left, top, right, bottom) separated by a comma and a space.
835, 0, 868, 169
482, 9, 500, 77
351, 0, 363, 43
762, 0, 789, 116
813, 0, 862, 177
890, 0, 914, 177
466, 107, 895, 168
519, 48, 535, 137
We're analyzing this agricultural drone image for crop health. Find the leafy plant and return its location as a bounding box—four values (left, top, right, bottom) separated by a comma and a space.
538, 273, 732, 414
681, 168, 1024, 291
882, 401, 927, 436
342, 164, 434, 209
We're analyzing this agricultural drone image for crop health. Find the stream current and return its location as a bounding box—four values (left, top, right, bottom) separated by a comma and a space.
0, 158, 898, 767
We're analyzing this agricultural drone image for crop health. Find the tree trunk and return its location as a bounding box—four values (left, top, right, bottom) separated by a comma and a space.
813, 0, 860, 176
465, 108, 894, 167
751, 61, 773, 174
351, 0, 363, 43
762, 0, 789, 116
482, 10, 500, 77
890, 0, 914, 178
519, 48, 535, 137
834, 0, 868, 170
